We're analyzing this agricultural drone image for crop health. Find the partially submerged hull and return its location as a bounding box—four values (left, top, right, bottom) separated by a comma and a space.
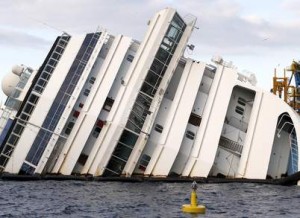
0, 8, 299, 182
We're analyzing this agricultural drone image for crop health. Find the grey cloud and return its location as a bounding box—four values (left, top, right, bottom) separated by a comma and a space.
0, 0, 300, 57
0, 28, 51, 49
174, 1, 300, 56
281, 0, 300, 14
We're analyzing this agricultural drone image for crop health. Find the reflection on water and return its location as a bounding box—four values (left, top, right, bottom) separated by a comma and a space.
0, 180, 299, 217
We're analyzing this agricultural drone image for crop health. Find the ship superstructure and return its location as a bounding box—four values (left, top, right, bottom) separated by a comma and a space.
0, 8, 299, 180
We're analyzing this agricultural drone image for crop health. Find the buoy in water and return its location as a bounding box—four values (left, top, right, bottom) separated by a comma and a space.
182, 181, 206, 214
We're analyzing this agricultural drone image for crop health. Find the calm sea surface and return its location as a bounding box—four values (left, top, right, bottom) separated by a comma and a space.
0, 180, 299, 217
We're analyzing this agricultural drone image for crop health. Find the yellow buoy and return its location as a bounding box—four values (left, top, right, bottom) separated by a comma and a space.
182, 181, 206, 214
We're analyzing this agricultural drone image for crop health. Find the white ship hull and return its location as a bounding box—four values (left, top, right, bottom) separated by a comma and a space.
0, 8, 299, 181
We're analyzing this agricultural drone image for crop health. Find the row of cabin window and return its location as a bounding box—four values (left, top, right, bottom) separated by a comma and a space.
64, 100, 86, 134
64, 74, 112, 136
235, 97, 246, 116
93, 119, 105, 138
127, 54, 134, 62
65, 119, 104, 137
64, 93, 88, 134
154, 124, 195, 140
154, 114, 200, 133
64, 96, 112, 136
138, 154, 151, 171
82, 76, 96, 96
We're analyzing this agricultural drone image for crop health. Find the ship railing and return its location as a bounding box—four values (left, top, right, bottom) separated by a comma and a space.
39, 31, 101, 142
0, 33, 71, 172
289, 130, 298, 174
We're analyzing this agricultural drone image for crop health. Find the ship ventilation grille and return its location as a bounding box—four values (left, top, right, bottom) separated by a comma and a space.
219, 136, 243, 156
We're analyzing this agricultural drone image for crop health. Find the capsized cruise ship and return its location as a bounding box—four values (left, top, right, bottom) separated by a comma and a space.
0, 8, 299, 181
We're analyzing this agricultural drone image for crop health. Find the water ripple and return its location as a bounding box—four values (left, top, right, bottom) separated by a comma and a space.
0, 181, 299, 217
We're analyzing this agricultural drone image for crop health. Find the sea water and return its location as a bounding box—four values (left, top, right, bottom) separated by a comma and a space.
0, 180, 299, 217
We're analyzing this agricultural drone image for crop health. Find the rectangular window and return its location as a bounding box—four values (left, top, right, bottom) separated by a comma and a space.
28, 94, 39, 105
3, 145, 14, 156
14, 124, 24, 136
56, 46, 64, 54
188, 113, 201, 126
140, 82, 157, 97
126, 119, 142, 134
48, 58, 57, 67
118, 129, 138, 148
161, 37, 174, 51
67, 84, 76, 95
126, 54, 134, 62
154, 124, 163, 133
92, 126, 101, 138
37, 78, 47, 88
103, 97, 114, 112
58, 39, 68, 47
89, 77, 96, 84
151, 59, 167, 77
156, 47, 172, 65
145, 71, 161, 89
83, 89, 90, 96
52, 52, 61, 60
24, 104, 34, 115
166, 26, 179, 40
186, 130, 195, 140
96, 119, 105, 128
112, 143, 133, 161
8, 134, 19, 146
172, 13, 186, 29
19, 163, 36, 175
138, 154, 151, 171
105, 156, 126, 175
41, 72, 51, 81
73, 110, 80, 118
77, 153, 88, 166
44, 65, 54, 74
235, 106, 244, 115
20, 113, 30, 121
65, 122, 75, 135
34, 85, 43, 93
237, 97, 246, 106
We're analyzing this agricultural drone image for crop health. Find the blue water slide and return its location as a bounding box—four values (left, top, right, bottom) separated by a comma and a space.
294, 70, 300, 87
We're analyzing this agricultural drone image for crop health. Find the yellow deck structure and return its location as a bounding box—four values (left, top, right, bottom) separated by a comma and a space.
272, 61, 300, 113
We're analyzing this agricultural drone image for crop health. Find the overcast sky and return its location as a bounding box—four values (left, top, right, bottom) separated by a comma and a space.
1, 0, 300, 100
